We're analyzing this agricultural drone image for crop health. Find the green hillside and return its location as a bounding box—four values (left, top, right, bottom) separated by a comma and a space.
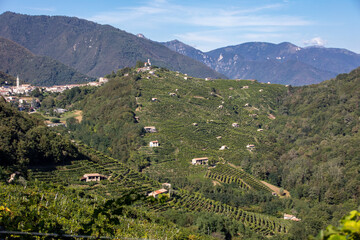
0, 94, 290, 239
61, 66, 360, 238
3, 66, 360, 239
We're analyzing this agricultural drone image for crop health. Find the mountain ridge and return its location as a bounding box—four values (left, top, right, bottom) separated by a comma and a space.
0, 11, 226, 79
162, 40, 360, 85
0, 36, 95, 86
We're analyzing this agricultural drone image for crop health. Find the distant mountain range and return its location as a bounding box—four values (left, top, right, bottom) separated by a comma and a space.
162, 40, 360, 85
0, 37, 94, 86
1, 11, 359, 86
0, 12, 225, 80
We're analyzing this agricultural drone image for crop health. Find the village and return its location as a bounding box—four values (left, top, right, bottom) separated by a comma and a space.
0, 75, 108, 97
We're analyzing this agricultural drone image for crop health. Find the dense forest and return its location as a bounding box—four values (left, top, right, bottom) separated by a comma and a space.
0, 97, 79, 176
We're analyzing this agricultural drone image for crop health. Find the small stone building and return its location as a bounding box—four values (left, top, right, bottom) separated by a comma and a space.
149, 140, 159, 147
148, 188, 168, 198
144, 126, 157, 133
192, 157, 209, 165
80, 173, 107, 182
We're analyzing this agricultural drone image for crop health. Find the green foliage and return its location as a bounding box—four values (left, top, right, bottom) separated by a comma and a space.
0, 182, 212, 239
0, 99, 78, 172
0, 70, 16, 85
310, 210, 360, 240
265, 67, 360, 205
67, 74, 144, 169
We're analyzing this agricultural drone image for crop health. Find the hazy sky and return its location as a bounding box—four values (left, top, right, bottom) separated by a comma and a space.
1, 0, 359, 53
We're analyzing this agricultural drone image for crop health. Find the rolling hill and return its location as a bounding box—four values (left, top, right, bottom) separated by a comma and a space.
162, 40, 360, 86
0, 89, 290, 239
61, 66, 360, 238
0, 11, 225, 80
0, 37, 95, 86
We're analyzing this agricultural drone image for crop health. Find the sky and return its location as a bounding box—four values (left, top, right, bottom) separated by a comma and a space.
0, 0, 359, 53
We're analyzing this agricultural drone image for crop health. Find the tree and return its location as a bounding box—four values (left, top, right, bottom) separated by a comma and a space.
310, 210, 360, 240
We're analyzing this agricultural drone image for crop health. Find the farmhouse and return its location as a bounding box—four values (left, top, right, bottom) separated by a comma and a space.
148, 188, 168, 198
80, 173, 107, 182
219, 145, 228, 150
192, 157, 209, 165
246, 144, 255, 151
242, 86, 249, 89
284, 214, 301, 221
169, 92, 177, 96
151, 98, 158, 102
144, 126, 157, 133
149, 140, 159, 147
232, 123, 239, 127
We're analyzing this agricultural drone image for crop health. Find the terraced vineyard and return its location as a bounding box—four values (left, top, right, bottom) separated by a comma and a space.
148, 190, 291, 235
206, 163, 272, 192
30, 143, 159, 198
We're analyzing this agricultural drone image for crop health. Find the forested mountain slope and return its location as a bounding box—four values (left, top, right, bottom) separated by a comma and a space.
0, 12, 225, 79
0, 37, 94, 86
269, 67, 360, 202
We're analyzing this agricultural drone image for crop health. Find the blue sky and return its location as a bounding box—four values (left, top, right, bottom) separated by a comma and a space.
1, 0, 359, 53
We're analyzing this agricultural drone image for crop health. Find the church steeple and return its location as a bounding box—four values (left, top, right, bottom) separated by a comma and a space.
16, 75, 19, 88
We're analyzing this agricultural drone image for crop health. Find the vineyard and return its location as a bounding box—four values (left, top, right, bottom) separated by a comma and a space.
30, 143, 160, 198
27, 143, 293, 236
147, 190, 291, 236
205, 163, 272, 192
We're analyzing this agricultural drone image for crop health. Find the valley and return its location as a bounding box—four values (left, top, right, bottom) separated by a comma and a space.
0, 7, 359, 239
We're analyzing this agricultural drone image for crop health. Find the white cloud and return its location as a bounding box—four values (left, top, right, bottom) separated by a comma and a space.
175, 32, 225, 44
28, 7, 55, 12
89, 2, 311, 28
304, 37, 327, 46
87, 1, 313, 51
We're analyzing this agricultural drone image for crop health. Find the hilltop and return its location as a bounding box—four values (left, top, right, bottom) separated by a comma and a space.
162, 40, 360, 86
0, 37, 94, 86
0, 12, 225, 80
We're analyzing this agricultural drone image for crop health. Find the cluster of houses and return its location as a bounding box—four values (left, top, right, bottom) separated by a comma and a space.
0, 76, 108, 97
